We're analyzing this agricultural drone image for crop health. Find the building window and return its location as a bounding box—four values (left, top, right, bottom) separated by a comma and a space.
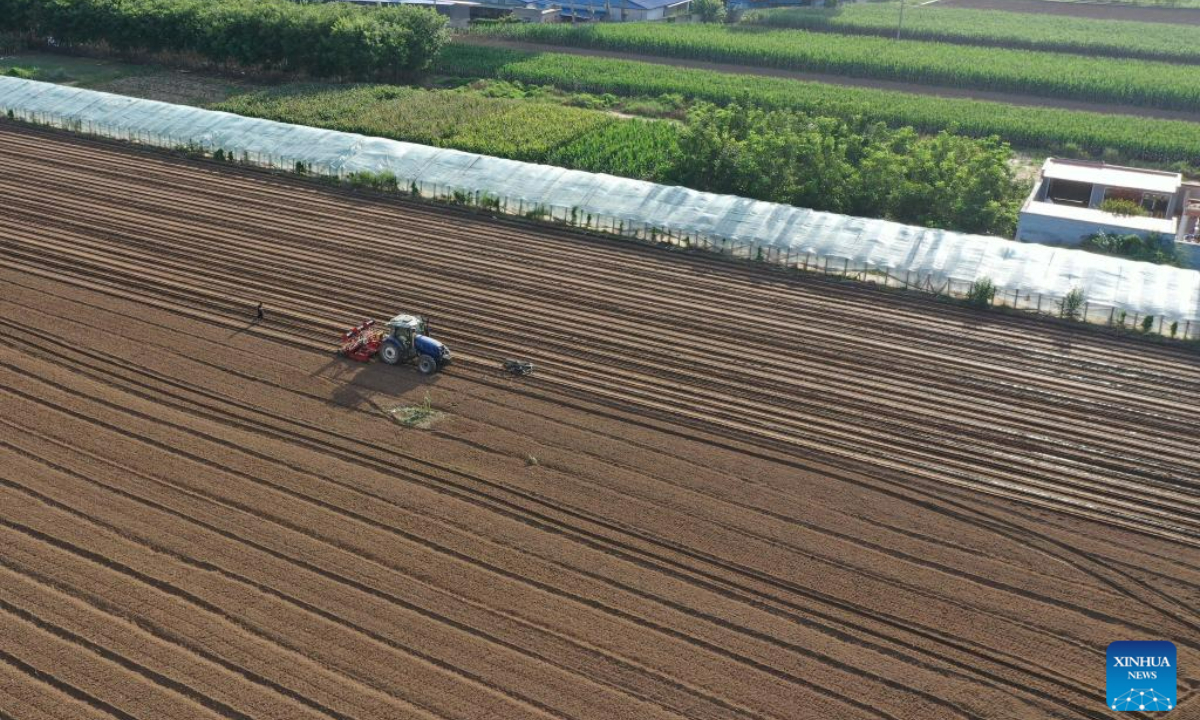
1103, 187, 1171, 218
1141, 193, 1170, 218
1045, 179, 1092, 207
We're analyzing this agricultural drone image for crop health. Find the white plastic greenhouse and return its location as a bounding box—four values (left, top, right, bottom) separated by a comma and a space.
3, 76, 1199, 336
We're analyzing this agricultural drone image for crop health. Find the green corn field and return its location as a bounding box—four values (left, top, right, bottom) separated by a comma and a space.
467, 22, 1200, 112
745, 3, 1200, 65
438, 44, 1200, 165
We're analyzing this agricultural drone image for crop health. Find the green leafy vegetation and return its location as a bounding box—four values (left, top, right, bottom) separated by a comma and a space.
966, 277, 997, 308
437, 44, 1200, 165
388, 393, 444, 428
1098, 198, 1148, 217
466, 22, 1200, 111
1059, 287, 1086, 320
692, 0, 728, 23
744, 4, 1200, 64
544, 119, 679, 180
673, 103, 1022, 235
213, 83, 677, 177
0, 52, 149, 86
0, 0, 449, 77
1080, 231, 1180, 265
215, 83, 1024, 235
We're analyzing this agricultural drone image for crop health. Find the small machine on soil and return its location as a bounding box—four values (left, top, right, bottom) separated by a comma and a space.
503, 359, 535, 376
339, 314, 451, 375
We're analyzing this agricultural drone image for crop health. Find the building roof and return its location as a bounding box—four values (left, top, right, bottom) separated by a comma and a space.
526, 0, 687, 11
1021, 200, 1178, 236
342, 0, 476, 5
1043, 159, 1180, 196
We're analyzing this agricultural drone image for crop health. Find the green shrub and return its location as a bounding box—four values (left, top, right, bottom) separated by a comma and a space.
1081, 231, 1178, 265
3, 66, 34, 78
669, 102, 1023, 235
966, 277, 996, 308
0, 0, 448, 78
692, 0, 727, 23
347, 170, 398, 191
1142, 315, 1156, 332
1098, 198, 1147, 217
1059, 288, 1086, 320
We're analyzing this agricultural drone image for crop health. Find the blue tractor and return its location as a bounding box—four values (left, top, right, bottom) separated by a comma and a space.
341, 313, 450, 374
379, 313, 451, 375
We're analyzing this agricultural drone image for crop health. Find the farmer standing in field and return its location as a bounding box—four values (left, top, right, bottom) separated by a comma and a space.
255, 302, 264, 321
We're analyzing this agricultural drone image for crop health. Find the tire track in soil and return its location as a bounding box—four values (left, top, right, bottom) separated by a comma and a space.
4, 129, 1195, 648
0, 656, 117, 720
0, 351, 957, 720
0, 277, 1156, 720
0, 314, 1168, 673
2, 124, 1199, 719
4, 182, 1195, 542
0, 294, 1132, 720
4, 187, 1195, 700
2, 194, 1200, 643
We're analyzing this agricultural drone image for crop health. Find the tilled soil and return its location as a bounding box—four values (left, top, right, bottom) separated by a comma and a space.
0, 124, 1197, 719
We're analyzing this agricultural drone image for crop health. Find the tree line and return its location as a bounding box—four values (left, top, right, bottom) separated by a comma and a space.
0, 0, 449, 77
673, 103, 1023, 236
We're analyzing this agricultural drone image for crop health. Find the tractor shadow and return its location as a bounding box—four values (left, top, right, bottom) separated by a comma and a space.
319, 357, 444, 410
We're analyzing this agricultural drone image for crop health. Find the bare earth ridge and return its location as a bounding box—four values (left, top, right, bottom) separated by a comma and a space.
0, 124, 1197, 720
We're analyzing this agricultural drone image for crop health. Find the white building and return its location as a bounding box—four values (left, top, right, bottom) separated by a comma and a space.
1016, 158, 1200, 266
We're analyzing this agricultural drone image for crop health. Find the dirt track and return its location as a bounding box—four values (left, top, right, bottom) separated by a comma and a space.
0, 124, 1198, 719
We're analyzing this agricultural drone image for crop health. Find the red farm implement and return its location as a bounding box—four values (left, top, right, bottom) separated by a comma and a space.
339, 320, 386, 362
337, 314, 453, 374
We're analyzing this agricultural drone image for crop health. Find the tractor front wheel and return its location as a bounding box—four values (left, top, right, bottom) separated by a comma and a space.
417, 354, 438, 375
380, 344, 402, 365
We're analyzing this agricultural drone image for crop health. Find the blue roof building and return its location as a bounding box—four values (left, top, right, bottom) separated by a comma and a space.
529, 0, 693, 20
341, 0, 691, 22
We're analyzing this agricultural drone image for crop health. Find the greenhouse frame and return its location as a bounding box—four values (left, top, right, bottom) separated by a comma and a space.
2, 76, 1199, 336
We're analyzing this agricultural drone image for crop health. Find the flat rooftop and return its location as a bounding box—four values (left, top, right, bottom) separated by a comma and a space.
1042, 158, 1180, 196
1021, 200, 1178, 235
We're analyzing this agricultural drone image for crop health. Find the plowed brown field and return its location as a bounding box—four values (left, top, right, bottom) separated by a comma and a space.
0, 123, 1197, 720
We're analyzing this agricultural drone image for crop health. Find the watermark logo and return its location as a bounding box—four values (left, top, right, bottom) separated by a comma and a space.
1107, 641, 1176, 712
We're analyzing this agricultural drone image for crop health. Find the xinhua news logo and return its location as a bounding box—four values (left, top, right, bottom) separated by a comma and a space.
1107, 641, 1176, 712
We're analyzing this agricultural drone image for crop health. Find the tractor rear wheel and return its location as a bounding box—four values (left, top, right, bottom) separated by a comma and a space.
417, 354, 438, 375
380, 344, 402, 365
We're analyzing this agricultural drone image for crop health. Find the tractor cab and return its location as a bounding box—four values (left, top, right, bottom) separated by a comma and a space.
385, 314, 426, 350
379, 313, 451, 374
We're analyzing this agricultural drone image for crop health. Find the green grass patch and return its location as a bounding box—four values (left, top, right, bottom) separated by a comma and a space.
387, 393, 445, 428
212, 82, 681, 172
0, 52, 151, 86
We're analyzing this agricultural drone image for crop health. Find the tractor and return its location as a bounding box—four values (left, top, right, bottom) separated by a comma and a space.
339, 313, 451, 375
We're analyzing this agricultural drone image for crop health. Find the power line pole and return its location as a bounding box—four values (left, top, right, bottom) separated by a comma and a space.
896, 0, 905, 40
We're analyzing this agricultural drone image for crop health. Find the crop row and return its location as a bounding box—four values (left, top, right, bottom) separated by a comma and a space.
437, 43, 1200, 164
214, 84, 678, 173
745, 3, 1200, 64
212, 82, 1024, 235
466, 22, 1200, 112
